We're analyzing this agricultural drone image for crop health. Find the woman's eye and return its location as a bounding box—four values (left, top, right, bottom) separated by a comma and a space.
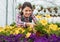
25, 10, 28, 12
29, 10, 31, 11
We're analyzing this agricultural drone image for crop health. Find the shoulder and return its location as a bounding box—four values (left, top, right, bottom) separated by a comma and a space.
31, 14, 36, 18
16, 13, 21, 18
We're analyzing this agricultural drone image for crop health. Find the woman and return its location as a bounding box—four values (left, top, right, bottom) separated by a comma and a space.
16, 2, 37, 28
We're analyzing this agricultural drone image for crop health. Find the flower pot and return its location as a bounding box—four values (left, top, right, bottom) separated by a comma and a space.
36, 31, 41, 37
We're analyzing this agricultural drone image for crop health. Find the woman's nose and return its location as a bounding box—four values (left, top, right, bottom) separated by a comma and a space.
27, 11, 30, 13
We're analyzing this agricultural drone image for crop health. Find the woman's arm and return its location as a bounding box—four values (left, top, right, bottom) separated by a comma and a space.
16, 14, 26, 27
16, 14, 33, 27
31, 15, 37, 24
16, 14, 37, 28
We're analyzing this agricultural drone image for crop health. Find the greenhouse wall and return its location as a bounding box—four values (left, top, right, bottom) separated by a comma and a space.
0, 0, 60, 27
0, 0, 16, 27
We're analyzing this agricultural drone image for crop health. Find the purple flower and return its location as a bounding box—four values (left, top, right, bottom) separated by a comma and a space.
34, 37, 49, 42
0, 34, 60, 42
48, 34, 59, 42
57, 36, 60, 42
30, 33, 36, 39
23, 38, 28, 42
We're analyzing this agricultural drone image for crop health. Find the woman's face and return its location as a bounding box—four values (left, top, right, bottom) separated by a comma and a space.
22, 6, 33, 17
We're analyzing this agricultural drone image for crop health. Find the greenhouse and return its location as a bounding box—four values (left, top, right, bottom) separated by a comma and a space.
0, 0, 60, 42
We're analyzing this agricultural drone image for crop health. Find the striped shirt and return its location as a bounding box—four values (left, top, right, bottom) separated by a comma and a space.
16, 14, 37, 27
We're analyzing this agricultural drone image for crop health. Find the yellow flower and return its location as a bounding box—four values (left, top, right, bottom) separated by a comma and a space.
4, 25, 13, 31
40, 19, 47, 26
10, 31, 14, 34
46, 30, 50, 33
10, 30, 20, 35
4, 28, 10, 31
0, 28, 4, 32
27, 27, 33, 31
21, 29, 25, 33
14, 28, 22, 31
58, 28, 60, 30
4, 25, 10, 28
49, 24, 58, 31
25, 32, 31, 38
15, 30, 19, 34
45, 14, 51, 18
14, 28, 25, 33
5, 25, 15, 29
44, 28, 50, 33
36, 15, 42, 18
0, 26, 3, 28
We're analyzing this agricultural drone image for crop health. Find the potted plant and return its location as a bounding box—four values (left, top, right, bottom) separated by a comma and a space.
34, 19, 48, 37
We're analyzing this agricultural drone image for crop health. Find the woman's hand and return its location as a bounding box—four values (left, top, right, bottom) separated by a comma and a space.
26, 23, 35, 28
26, 23, 36, 33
